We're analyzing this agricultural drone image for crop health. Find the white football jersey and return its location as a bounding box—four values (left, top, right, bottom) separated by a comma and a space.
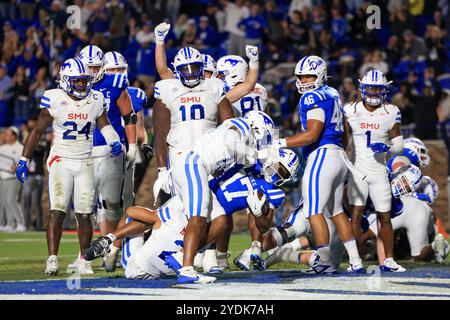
40, 88, 105, 160
344, 101, 401, 174
231, 83, 268, 117
154, 78, 227, 152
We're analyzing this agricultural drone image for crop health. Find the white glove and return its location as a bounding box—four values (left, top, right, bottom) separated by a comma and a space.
246, 189, 267, 217
153, 167, 172, 205
245, 45, 259, 69
126, 144, 137, 169
154, 22, 171, 45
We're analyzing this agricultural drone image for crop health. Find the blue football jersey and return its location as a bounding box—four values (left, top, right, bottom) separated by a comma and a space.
93, 73, 129, 146
298, 85, 344, 158
209, 167, 285, 216
386, 148, 420, 175
127, 86, 147, 113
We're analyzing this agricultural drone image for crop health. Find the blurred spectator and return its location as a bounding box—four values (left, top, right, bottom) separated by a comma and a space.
181, 19, 197, 47
401, 29, 428, 61
414, 84, 439, 139
339, 77, 359, 105
195, 16, 218, 49
11, 67, 30, 125
424, 24, 447, 74
49, 0, 68, 29
22, 117, 49, 231
289, 0, 312, 19
89, 0, 109, 37
0, 63, 12, 127
18, 0, 36, 21
166, 0, 182, 25
385, 35, 402, 66
29, 67, 51, 117
330, 6, 349, 46
392, 81, 415, 124
359, 50, 389, 78
108, 0, 127, 52
222, 0, 249, 57
173, 13, 189, 40
390, 4, 415, 37
238, 4, 268, 50
282, 10, 310, 53
264, 1, 285, 43
0, 127, 25, 233
135, 22, 157, 85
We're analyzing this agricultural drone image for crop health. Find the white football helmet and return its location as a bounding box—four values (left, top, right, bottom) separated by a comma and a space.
359, 69, 392, 106
172, 47, 204, 88
294, 55, 327, 94
102, 51, 128, 75
202, 54, 218, 78
78, 45, 105, 83
242, 110, 275, 148
59, 58, 92, 99
216, 55, 248, 87
390, 164, 423, 199
404, 137, 430, 167
262, 148, 300, 186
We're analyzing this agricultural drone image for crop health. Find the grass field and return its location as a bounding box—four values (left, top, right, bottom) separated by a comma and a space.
1, 231, 450, 300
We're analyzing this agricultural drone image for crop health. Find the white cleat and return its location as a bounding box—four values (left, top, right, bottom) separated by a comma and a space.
264, 244, 294, 268
217, 251, 230, 270
346, 257, 365, 273
103, 245, 120, 272
178, 266, 216, 284
310, 251, 337, 274
1, 225, 16, 233
432, 233, 449, 264
15, 224, 27, 232
45, 255, 59, 276
76, 257, 94, 275
203, 249, 223, 274
250, 241, 265, 271
234, 248, 251, 271
380, 258, 406, 272
194, 252, 204, 270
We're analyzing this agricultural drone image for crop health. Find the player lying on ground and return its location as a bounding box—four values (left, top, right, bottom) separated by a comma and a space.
16, 58, 122, 276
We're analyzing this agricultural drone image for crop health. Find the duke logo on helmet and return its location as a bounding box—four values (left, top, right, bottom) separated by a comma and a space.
78, 45, 105, 83
295, 55, 327, 94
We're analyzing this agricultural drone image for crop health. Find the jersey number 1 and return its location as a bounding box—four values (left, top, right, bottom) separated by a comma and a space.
62, 121, 91, 140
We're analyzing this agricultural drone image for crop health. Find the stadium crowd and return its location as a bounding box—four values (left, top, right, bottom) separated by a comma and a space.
0, 0, 449, 231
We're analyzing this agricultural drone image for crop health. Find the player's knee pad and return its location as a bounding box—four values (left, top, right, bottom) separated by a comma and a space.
270, 223, 298, 247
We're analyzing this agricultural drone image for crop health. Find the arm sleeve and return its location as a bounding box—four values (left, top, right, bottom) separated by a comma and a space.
389, 135, 404, 154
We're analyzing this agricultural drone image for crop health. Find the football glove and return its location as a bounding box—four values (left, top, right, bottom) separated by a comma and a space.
154, 22, 171, 45
110, 141, 122, 157
370, 142, 389, 153
246, 189, 267, 217
141, 143, 153, 160
16, 159, 28, 184
126, 143, 138, 168
84, 236, 113, 261
245, 45, 259, 69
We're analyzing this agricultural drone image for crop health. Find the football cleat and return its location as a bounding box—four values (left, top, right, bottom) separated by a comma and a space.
203, 249, 223, 274
103, 245, 120, 272
250, 241, 265, 271
432, 233, 449, 264
75, 257, 94, 275
346, 257, 366, 273
45, 255, 59, 276
85, 236, 112, 261
177, 266, 216, 284
380, 258, 406, 272
217, 251, 230, 270
164, 251, 184, 275
234, 248, 251, 271
310, 251, 337, 274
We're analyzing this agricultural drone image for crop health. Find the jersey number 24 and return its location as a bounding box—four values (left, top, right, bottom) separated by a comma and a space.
62, 121, 91, 140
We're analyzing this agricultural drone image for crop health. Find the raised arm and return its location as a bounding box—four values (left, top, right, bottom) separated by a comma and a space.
226, 45, 259, 103
154, 22, 175, 80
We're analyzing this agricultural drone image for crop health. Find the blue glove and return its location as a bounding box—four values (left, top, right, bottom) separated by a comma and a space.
16, 160, 28, 184
370, 142, 389, 153
110, 142, 122, 157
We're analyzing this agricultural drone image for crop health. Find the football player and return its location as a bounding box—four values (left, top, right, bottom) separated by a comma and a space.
98, 51, 153, 271
15, 58, 122, 275
153, 22, 260, 106
343, 69, 405, 272
270, 56, 364, 273
78, 46, 137, 246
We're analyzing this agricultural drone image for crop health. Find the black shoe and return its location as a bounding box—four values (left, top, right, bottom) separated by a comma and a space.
85, 236, 112, 261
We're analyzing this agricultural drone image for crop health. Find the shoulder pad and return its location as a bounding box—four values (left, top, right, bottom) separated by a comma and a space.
154, 79, 178, 100
39, 89, 59, 109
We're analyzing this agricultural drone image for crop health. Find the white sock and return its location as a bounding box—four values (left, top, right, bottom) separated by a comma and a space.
204, 249, 216, 261
317, 245, 332, 263
343, 239, 360, 261
285, 249, 300, 264
289, 238, 302, 251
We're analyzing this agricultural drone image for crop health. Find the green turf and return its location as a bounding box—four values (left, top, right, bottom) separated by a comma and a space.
0, 231, 448, 281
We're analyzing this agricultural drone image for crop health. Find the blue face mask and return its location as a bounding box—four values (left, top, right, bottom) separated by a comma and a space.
176, 62, 204, 87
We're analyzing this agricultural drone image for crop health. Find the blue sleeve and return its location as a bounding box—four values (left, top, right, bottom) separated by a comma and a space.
112, 73, 128, 90
300, 91, 323, 113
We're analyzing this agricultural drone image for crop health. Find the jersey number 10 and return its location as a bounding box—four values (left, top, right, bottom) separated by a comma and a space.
179, 104, 205, 121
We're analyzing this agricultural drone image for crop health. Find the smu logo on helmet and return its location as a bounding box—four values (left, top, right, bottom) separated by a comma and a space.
68, 113, 88, 120
262, 114, 273, 126
360, 122, 379, 129
61, 62, 71, 71
225, 59, 241, 67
